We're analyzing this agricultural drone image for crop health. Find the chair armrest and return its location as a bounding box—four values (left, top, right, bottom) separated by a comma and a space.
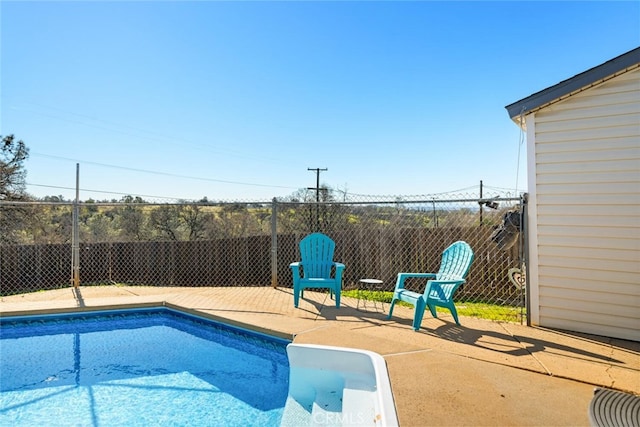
333, 262, 345, 283
394, 273, 437, 290
398, 273, 437, 279
428, 279, 465, 286
424, 278, 466, 298
289, 262, 302, 278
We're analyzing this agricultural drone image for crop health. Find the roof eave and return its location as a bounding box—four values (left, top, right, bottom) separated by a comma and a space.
505, 47, 640, 128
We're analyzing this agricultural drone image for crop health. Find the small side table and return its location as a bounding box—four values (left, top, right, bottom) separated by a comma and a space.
358, 279, 384, 311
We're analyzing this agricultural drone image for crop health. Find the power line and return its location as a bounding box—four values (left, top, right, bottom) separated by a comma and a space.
25, 183, 188, 201
31, 152, 298, 190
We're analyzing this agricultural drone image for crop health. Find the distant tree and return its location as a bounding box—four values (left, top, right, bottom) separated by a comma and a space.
0, 135, 30, 243
180, 204, 209, 241
0, 134, 29, 201
121, 195, 146, 204
149, 205, 182, 240
316, 186, 350, 232
111, 195, 149, 241
118, 205, 148, 241
279, 185, 348, 233
43, 195, 67, 202
279, 188, 317, 232
254, 208, 271, 229
82, 213, 117, 242
24, 203, 73, 244
82, 199, 99, 214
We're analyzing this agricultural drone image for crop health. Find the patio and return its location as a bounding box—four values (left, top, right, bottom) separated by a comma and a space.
1, 285, 638, 426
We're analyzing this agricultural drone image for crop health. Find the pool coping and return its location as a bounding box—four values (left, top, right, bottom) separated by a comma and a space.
0, 300, 296, 341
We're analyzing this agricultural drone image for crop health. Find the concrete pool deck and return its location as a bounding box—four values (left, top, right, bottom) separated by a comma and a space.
1, 285, 638, 427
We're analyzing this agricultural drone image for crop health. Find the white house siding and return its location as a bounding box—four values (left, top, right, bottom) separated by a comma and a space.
527, 68, 640, 342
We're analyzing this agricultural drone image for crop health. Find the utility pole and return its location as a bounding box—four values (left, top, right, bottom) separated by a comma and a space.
479, 179, 484, 227
308, 168, 327, 231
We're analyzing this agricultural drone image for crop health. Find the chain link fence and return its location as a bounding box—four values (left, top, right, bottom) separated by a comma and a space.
1, 189, 527, 323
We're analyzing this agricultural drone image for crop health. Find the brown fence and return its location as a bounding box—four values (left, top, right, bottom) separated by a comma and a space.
0, 191, 526, 319
1, 227, 522, 303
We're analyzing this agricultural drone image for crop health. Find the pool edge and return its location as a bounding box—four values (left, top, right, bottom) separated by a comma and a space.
0, 301, 294, 342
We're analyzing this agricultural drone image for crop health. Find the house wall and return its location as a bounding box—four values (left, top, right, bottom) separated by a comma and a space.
526, 68, 640, 342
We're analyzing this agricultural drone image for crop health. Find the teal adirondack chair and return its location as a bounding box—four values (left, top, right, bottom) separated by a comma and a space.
387, 241, 474, 330
289, 233, 345, 308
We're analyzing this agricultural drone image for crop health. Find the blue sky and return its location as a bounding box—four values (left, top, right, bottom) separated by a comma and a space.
1, 1, 638, 202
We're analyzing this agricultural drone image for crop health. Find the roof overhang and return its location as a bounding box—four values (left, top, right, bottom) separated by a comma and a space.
505, 47, 640, 130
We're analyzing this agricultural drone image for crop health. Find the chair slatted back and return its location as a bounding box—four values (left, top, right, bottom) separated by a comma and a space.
299, 233, 336, 279
431, 241, 475, 300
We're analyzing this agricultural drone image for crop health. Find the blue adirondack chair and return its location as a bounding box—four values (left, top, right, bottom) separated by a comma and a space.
289, 233, 345, 308
387, 241, 474, 330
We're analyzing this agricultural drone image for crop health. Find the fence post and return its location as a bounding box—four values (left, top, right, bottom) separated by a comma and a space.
479, 179, 483, 226
71, 163, 80, 288
521, 193, 531, 326
271, 198, 278, 288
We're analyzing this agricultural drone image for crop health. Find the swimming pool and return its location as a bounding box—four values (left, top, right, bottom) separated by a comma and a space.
0, 307, 291, 426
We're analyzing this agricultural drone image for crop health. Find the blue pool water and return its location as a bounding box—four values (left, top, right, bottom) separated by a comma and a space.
0, 308, 290, 426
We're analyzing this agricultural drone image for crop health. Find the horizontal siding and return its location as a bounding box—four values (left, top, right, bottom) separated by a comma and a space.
537, 182, 639, 195
535, 135, 638, 154
536, 212, 639, 227
537, 193, 640, 206
539, 234, 639, 251
537, 274, 638, 294
537, 148, 640, 164
532, 68, 640, 340
538, 265, 639, 286
537, 308, 640, 342
541, 245, 639, 262
538, 255, 638, 274
536, 124, 639, 144
537, 82, 639, 113
537, 102, 638, 123
539, 293, 639, 320
536, 91, 639, 116
538, 303, 639, 332
537, 171, 637, 185
538, 204, 639, 216
536, 113, 639, 134
538, 224, 640, 239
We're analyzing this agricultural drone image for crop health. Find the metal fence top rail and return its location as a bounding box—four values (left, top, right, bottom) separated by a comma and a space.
0, 201, 272, 207
277, 197, 523, 206
1, 196, 525, 208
